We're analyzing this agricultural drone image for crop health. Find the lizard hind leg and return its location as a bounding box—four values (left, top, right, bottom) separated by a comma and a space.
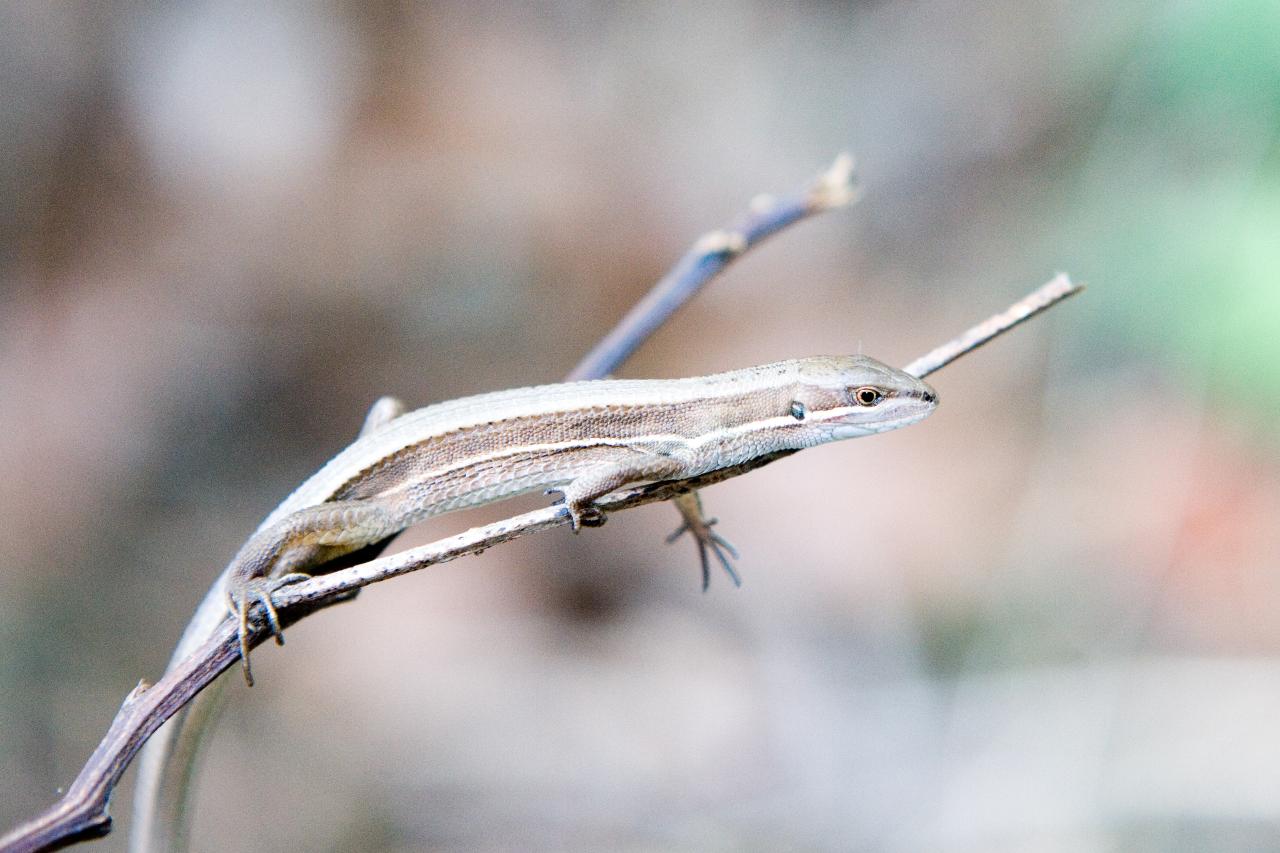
545, 452, 686, 532
226, 498, 403, 685
359, 396, 407, 437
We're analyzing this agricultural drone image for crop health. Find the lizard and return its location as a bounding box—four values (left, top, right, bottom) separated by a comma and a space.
223, 354, 938, 682
130, 353, 936, 851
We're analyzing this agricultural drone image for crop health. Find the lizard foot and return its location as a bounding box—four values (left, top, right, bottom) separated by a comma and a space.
544, 488, 607, 532
667, 496, 741, 591
226, 572, 310, 686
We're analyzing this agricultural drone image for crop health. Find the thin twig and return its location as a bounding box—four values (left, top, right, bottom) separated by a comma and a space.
567, 153, 858, 381
902, 274, 1082, 379
0, 272, 1079, 853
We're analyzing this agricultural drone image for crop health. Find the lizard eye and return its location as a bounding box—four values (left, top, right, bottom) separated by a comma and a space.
853, 386, 883, 407
789, 401, 806, 420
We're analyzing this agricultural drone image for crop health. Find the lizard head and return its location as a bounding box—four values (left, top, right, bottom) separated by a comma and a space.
792, 355, 938, 439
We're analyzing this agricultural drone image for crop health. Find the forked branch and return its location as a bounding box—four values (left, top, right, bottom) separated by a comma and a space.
0, 152, 1079, 853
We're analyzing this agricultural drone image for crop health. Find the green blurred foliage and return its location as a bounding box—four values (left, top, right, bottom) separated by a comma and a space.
1064, 0, 1280, 416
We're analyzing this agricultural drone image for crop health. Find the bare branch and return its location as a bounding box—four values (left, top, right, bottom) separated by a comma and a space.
1, 157, 862, 853
270, 274, 1085, 613
567, 153, 858, 381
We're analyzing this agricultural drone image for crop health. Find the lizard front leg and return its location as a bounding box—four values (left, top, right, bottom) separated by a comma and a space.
547, 450, 687, 531
548, 455, 741, 590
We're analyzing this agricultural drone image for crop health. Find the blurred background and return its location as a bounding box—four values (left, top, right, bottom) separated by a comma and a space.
2, 2, 1278, 851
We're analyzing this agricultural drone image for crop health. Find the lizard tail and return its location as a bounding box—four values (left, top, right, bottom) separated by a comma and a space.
129, 582, 231, 853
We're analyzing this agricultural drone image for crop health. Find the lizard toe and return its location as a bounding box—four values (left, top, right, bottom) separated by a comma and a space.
226, 573, 312, 685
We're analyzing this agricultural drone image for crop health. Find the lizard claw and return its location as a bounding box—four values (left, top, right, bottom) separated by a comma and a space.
226, 573, 311, 686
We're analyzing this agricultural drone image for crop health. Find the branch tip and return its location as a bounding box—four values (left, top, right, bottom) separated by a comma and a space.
809, 152, 858, 210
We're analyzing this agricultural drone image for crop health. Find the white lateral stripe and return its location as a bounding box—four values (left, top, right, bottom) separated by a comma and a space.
362, 410, 863, 491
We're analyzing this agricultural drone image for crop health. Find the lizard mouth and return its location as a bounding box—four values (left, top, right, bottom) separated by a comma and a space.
824, 395, 937, 438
